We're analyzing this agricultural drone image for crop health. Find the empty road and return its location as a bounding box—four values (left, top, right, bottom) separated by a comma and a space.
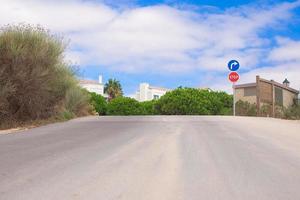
1, 116, 300, 200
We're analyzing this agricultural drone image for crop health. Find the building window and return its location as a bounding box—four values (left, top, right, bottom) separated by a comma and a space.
153, 95, 159, 100
244, 87, 256, 97
275, 87, 283, 106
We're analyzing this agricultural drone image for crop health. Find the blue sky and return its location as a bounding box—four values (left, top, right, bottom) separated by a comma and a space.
1, 0, 300, 95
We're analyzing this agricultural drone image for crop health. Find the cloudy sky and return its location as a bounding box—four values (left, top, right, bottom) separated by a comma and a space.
1, 0, 300, 95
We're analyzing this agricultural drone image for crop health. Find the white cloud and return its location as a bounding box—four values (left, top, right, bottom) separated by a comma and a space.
0, 0, 299, 87
0, 0, 116, 32
268, 37, 300, 62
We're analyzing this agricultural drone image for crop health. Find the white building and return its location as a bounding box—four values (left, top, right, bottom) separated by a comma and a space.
79, 75, 106, 96
135, 83, 170, 102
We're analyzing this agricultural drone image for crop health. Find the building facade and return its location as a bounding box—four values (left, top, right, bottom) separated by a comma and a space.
135, 83, 170, 102
79, 75, 105, 96
235, 76, 299, 117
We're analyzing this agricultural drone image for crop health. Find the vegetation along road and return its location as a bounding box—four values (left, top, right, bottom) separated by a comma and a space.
1, 116, 300, 200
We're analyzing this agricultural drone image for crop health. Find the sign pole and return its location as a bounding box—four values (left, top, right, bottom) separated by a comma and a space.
227, 60, 240, 117
233, 82, 236, 116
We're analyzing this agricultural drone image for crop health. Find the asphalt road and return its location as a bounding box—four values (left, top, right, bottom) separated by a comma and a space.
1, 116, 300, 200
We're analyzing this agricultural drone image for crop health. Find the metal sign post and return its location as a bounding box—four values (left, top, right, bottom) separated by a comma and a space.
233, 82, 236, 116
228, 60, 240, 116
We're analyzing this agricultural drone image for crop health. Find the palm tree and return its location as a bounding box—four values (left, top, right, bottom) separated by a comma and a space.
104, 78, 123, 101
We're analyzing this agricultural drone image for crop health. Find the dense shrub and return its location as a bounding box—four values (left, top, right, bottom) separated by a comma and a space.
260, 104, 272, 117
64, 87, 93, 117
235, 100, 257, 116
104, 88, 233, 116
0, 24, 92, 128
89, 92, 107, 115
283, 105, 300, 120
140, 100, 158, 115
107, 97, 142, 115
212, 91, 233, 115
155, 88, 232, 115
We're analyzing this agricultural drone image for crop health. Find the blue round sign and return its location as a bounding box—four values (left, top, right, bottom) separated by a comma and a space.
228, 60, 240, 71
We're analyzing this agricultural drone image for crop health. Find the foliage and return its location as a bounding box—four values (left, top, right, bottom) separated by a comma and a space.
104, 78, 123, 101
89, 92, 107, 115
0, 24, 92, 128
213, 91, 233, 115
140, 100, 158, 115
260, 104, 272, 117
58, 109, 75, 121
64, 87, 93, 117
155, 88, 232, 115
107, 97, 142, 115
235, 100, 257, 116
283, 104, 300, 120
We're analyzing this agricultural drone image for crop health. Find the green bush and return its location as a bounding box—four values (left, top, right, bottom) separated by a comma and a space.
235, 100, 257, 116
155, 88, 232, 115
64, 87, 93, 117
219, 107, 233, 115
260, 104, 272, 117
89, 92, 107, 115
140, 100, 158, 115
283, 105, 300, 120
107, 97, 142, 115
59, 110, 75, 121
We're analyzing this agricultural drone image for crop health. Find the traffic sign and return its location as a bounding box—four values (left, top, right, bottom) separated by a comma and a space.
229, 72, 239, 83
228, 60, 240, 71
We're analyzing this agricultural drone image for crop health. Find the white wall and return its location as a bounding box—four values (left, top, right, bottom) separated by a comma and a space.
136, 83, 169, 102
79, 75, 105, 96
80, 83, 104, 95
139, 83, 150, 102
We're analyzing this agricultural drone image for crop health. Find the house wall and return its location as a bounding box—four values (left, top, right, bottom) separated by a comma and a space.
259, 81, 273, 104
136, 83, 169, 102
149, 88, 168, 100
80, 83, 104, 95
235, 87, 256, 104
283, 89, 297, 108
236, 76, 299, 117
138, 83, 150, 102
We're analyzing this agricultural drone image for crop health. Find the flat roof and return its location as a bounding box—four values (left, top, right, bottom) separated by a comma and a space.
149, 86, 170, 91
79, 80, 102, 85
235, 83, 256, 89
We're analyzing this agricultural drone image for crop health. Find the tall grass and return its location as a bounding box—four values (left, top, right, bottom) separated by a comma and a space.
0, 24, 92, 129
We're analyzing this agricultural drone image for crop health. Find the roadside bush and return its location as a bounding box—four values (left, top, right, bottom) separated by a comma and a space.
107, 97, 142, 115
58, 109, 75, 121
89, 92, 107, 115
283, 105, 300, 120
140, 100, 158, 115
64, 87, 93, 117
155, 88, 231, 115
0, 24, 92, 128
260, 104, 272, 117
235, 100, 257, 116
215, 91, 233, 115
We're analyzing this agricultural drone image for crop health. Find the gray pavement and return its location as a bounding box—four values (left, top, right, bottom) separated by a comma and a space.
0, 116, 300, 200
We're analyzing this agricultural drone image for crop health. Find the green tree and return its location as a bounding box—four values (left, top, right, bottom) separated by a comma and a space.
104, 78, 123, 101
155, 87, 232, 115
214, 91, 233, 115
140, 100, 158, 115
107, 97, 142, 115
89, 92, 107, 115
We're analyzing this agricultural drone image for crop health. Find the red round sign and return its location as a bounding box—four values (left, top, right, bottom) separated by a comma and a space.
229, 72, 239, 83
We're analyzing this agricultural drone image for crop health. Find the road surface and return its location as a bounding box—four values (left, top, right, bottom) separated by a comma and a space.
1, 116, 300, 200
